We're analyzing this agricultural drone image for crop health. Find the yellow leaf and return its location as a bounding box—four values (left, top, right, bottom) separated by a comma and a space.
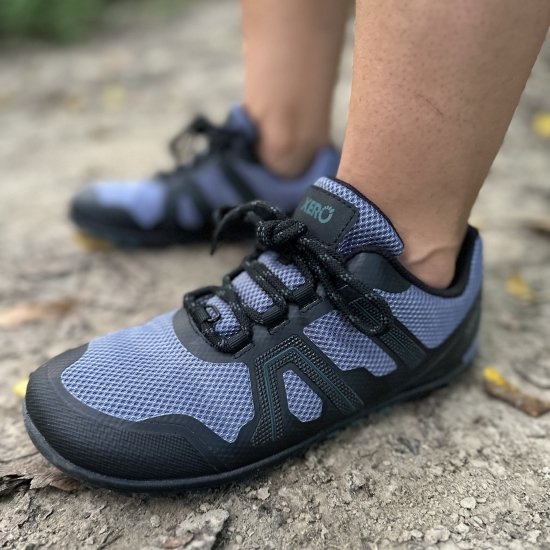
73, 230, 115, 251
533, 112, 550, 139
13, 378, 29, 398
483, 367, 509, 388
101, 84, 126, 111
506, 273, 535, 302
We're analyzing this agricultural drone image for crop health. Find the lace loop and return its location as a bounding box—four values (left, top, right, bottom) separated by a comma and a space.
168, 115, 241, 166
186, 201, 394, 354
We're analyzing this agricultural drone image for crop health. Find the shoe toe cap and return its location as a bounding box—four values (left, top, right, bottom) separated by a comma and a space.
72, 179, 167, 228
70, 185, 142, 231
24, 345, 215, 484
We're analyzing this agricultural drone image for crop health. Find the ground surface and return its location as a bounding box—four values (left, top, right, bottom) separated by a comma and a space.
1, 2, 550, 549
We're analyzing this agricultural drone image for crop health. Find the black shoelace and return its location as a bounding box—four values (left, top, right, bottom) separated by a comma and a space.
157, 115, 250, 182
184, 201, 394, 354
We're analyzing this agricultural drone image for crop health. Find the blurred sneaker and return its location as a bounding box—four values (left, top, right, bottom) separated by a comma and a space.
26, 177, 482, 492
70, 105, 340, 247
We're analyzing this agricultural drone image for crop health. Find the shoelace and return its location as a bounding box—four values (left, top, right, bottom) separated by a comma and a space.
157, 115, 249, 181
184, 201, 394, 354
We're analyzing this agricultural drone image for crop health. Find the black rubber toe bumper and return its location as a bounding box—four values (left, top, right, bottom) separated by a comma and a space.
70, 187, 153, 245
69, 187, 213, 247
24, 346, 214, 483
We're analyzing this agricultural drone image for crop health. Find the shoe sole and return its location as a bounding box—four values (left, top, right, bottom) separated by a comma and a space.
71, 214, 256, 249
71, 218, 210, 248
23, 357, 473, 495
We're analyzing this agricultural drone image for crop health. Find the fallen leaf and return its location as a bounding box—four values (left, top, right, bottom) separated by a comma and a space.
505, 273, 535, 302
0, 454, 81, 495
483, 367, 550, 417
13, 378, 28, 398
533, 112, 550, 139
0, 297, 79, 329
73, 230, 115, 251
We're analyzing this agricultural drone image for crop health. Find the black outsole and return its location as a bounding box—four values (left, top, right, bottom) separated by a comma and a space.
72, 218, 209, 249
23, 358, 472, 495
72, 218, 255, 249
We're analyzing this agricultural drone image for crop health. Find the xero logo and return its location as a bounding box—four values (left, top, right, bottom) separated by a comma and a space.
300, 198, 335, 224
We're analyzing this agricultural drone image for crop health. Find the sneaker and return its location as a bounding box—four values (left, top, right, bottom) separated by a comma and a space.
70, 105, 340, 247
25, 177, 483, 492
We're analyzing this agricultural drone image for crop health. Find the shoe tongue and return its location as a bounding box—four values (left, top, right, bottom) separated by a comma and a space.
293, 177, 404, 257
224, 104, 258, 142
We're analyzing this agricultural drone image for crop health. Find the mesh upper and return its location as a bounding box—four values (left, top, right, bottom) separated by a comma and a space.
375, 239, 483, 348
232, 271, 273, 313
66, 178, 483, 448
209, 250, 306, 338
304, 311, 397, 376
208, 295, 241, 338
61, 312, 254, 443
258, 251, 306, 289
283, 370, 323, 422
314, 177, 404, 257
94, 179, 166, 229
92, 106, 340, 231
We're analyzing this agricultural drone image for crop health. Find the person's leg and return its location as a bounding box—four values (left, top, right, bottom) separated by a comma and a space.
242, 0, 350, 177
338, 0, 550, 288
72, 1, 347, 248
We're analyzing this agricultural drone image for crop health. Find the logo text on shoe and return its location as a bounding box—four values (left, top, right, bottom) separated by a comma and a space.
300, 198, 335, 224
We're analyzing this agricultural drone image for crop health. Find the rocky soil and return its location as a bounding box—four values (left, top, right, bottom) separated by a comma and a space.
1, 2, 549, 548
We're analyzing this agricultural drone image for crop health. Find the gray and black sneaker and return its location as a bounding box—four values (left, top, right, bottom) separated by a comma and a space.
70, 105, 340, 247
25, 177, 483, 492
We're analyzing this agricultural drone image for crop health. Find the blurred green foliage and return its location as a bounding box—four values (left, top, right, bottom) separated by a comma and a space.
0, 0, 106, 42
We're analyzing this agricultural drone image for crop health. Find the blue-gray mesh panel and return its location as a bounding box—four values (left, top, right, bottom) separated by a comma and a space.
95, 179, 166, 229
314, 177, 404, 257
232, 271, 273, 312
304, 311, 397, 376
206, 251, 307, 338
231, 145, 340, 213
376, 239, 483, 349
258, 251, 305, 290
61, 312, 254, 443
207, 295, 241, 338
283, 370, 323, 422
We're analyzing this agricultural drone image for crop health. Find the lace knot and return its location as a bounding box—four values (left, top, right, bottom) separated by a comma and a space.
256, 219, 308, 248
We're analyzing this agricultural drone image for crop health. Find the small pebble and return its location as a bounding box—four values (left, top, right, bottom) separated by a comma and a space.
460, 496, 477, 510
348, 470, 366, 491
256, 487, 270, 501
424, 527, 450, 545
150, 515, 160, 528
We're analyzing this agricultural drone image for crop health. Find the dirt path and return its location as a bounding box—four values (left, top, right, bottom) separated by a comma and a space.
1, 2, 550, 548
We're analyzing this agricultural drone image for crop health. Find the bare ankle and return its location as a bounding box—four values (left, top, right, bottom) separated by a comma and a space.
245, 105, 330, 178
256, 136, 325, 178
400, 242, 462, 289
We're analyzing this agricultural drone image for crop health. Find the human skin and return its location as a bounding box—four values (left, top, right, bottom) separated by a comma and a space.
241, 0, 350, 178
338, 0, 550, 287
